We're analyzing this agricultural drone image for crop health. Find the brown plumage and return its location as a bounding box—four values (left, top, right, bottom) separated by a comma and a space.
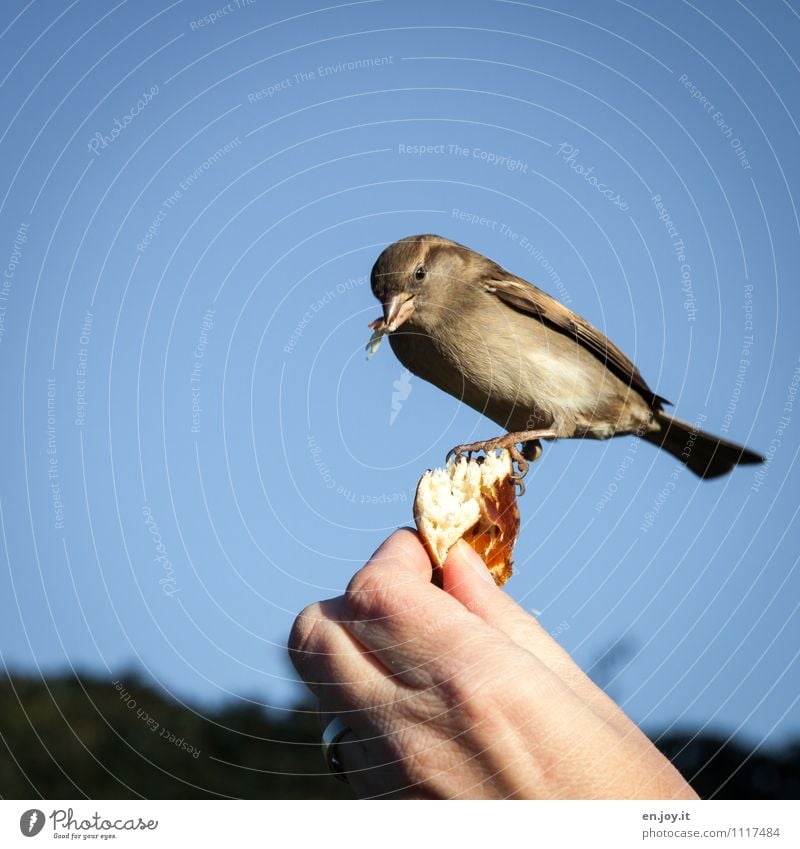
369, 234, 763, 479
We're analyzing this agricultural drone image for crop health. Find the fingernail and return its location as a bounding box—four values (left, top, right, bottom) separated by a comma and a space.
453, 539, 495, 584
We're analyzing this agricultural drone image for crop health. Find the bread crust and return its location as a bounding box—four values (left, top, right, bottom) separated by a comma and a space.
413, 453, 520, 587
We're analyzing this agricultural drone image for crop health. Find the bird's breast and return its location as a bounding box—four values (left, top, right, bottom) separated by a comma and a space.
386, 316, 588, 430
389, 308, 640, 436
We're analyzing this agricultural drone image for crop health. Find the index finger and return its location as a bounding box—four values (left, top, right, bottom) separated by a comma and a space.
342, 529, 507, 689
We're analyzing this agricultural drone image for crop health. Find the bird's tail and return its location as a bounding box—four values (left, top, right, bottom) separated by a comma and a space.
643, 412, 764, 479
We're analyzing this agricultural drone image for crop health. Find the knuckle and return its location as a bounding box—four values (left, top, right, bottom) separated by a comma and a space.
344, 564, 399, 622
288, 603, 326, 660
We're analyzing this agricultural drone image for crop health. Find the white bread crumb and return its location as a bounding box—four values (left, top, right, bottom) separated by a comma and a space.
414, 450, 513, 567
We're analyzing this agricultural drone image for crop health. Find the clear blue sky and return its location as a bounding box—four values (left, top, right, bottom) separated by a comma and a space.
0, 0, 798, 749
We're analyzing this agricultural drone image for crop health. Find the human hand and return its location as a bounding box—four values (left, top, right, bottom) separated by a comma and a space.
289, 529, 698, 799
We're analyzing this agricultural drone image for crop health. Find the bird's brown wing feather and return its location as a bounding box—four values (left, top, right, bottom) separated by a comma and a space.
484, 275, 669, 409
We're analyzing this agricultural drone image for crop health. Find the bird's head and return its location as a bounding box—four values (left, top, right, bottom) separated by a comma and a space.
370, 234, 476, 331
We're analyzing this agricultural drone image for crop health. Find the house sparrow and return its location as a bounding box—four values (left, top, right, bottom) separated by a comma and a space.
367, 234, 763, 483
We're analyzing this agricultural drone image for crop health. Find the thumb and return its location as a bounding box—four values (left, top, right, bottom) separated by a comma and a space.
442, 538, 497, 604
442, 540, 636, 732
442, 540, 549, 652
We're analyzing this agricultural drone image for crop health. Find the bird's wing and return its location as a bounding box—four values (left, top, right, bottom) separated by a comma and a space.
483, 275, 668, 409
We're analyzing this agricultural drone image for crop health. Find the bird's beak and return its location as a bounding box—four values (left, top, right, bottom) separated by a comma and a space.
382, 293, 416, 331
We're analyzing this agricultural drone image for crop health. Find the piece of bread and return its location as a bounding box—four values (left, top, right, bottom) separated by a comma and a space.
413, 450, 520, 587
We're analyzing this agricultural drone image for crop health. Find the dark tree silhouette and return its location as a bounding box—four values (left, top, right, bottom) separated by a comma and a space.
0, 671, 351, 799
1, 672, 796, 799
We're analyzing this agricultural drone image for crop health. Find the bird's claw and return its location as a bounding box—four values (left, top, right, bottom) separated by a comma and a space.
507, 448, 529, 496
446, 443, 477, 464
445, 438, 534, 496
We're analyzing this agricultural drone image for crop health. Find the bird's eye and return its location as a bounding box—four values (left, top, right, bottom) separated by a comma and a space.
414, 265, 427, 281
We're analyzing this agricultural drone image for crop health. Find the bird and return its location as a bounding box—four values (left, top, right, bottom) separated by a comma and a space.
366, 234, 763, 485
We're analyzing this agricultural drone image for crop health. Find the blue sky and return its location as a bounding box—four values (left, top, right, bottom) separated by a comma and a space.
0, 0, 798, 749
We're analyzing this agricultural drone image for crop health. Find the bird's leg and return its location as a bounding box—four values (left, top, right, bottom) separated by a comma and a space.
446, 430, 560, 495
447, 429, 559, 464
